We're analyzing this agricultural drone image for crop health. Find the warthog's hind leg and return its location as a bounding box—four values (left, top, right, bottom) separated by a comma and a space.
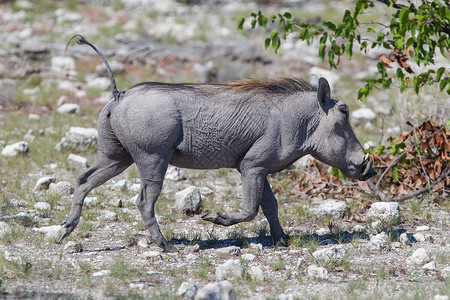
58, 154, 133, 243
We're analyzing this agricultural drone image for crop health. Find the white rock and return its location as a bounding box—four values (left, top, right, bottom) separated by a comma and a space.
33, 176, 56, 191
215, 259, 244, 280
407, 248, 431, 265
175, 186, 202, 215
195, 280, 236, 300
248, 266, 264, 281
113, 179, 127, 190
399, 232, 416, 245
137, 239, 148, 248
293, 154, 313, 169
55, 127, 98, 152
68, 153, 89, 168
312, 245, 346, 263
29, 113, 40, 120
98, 210, 117, 221
177, 279, 198, 298
143, 251, 163, 259
57, 103, 80, 114
241, 253, 256, 261
371, 220, 383, 230
216, 246, 241, 256
441, 266, 450, 278
316, 228, 330, 235
415, 225, 430, 232
351, 108, 376, 125
32, 225, 65, 240
295, 258, 306, 269
129, 183, 140, 192
165, 166, 185, 181
1, 141, 29, 157
95, 60, 125, 75
85, 197, 100, 207
92, 270, 110, 277
413, 232, 426, 242
368, 202, 400, 223
51, 56, 76, 74
369, 232, 388, 249
49, 181, 74, 195
0, 222, 12, 238
364, 141, 377, 150
310, 199, 348, 218
352, 225, 367, 233
63, 241, 77, 251
34, 202, 51, 211
307, 265, 328, 280
87, 77, 110, 90
422, 260, 437, 271
433, 295, 449, 300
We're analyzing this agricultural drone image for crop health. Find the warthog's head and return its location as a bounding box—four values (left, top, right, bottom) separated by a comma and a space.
307, 77, 376, 181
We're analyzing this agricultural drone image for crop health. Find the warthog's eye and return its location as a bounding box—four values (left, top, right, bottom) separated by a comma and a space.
339, 105, 349, 116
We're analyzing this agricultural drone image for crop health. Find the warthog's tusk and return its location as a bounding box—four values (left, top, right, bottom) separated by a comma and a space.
364, 153, 370, 162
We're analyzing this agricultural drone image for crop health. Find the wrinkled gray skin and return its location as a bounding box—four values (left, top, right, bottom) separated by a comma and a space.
59, 37, 376, 251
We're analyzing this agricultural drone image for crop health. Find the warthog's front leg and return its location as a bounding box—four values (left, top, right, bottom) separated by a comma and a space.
202, 170, 263, 226
261, 178, 288, 246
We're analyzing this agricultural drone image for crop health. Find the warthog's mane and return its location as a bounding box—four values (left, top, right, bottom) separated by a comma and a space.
132, 78, 317, 95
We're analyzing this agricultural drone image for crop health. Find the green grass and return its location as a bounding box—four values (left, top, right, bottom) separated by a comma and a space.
109, 259, 141, 282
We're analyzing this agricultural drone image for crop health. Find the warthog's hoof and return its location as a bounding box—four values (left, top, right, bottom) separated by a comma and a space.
201, 212, 230, 226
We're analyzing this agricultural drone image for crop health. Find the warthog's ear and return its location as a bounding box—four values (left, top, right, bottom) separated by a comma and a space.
309, 74, 319, 87
317, 77, 331, 109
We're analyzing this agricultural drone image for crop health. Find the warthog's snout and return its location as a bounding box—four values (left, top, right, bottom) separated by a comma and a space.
360, 153, 377, 181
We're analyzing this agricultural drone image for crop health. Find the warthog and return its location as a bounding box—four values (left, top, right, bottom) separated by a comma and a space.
58, 35, 376, 251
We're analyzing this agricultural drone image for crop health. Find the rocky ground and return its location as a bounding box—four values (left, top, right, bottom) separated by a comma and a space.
0, 0, 449, 299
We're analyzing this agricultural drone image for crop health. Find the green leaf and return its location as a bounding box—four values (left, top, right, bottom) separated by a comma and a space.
440, 79, 449, 92
264, 37, 271, 50
345, 41, 353, 59
358, 87, 367, 99
272, 34, 281, 54
436, 67, 445, 82
258, 15, 268, 28
299, 28, 308, 40
283, 12, 292, 19
270, 29, 278, 39
319, 43, 326, 60
237, 17, 245, 30
399, 7, 410, 29
250, 18, 256, 29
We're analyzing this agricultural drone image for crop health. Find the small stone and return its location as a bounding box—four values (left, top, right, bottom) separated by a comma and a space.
143, 251, 163, 260
63, 241, 77, 251
369, 232, 388, 249
399, 232, 416, 245
195, 280, 236, 300
33, 176, 56, 191
165, 166, 185, 181
49, 181, 74, 195
177, 279, 198, 298
215, 259, 244, 280
113, 179, 127, 190
433, 295, 449, 300
248, 266, 264, 281
441, 266, 450, 278
368, 202, 400, 223
310, 199, 348, 219
371, 220, 382, 230
84, 197, 100, 207
137, 239, 148, 248
407, 248, 431, 265
0, 222, 12, 238
32, 225, 65, 241
98, 210, 117, 221
422, 260, 437, 271
129, 183, 140, 192
413, 232, 426, 242
352, 225, 367, 233
175, 186, 202, 215
87, 77, 110, 90
415, 225, 430, 232
29, 113, 40, 120
351, 108, 376, 125
249, 243, 263, 250
92, 270, 110, 277
216, 246, 241, 256
192, 244, 200, 252
312, 245, 346, 263
57, 103, 80, 114
51, 56, 75, 74
295, 258, 306, 269
316, 228, 330, 235
68, 153, 89, 168
307, 265, 328, 280
34, 201, 51, 211
1, 141, 29, 157
55, 127, 98, 152
32, 216, 51, 226
241, 253, 255, 261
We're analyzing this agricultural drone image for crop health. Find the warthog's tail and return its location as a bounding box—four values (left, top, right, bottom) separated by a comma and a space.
66, 34, 122, 102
